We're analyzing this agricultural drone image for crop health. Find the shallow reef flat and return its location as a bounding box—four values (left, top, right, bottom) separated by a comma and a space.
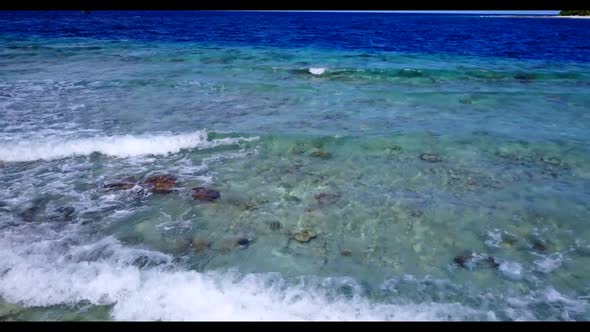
0, 11, 589, 321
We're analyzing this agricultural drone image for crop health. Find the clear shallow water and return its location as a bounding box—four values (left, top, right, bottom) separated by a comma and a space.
0, 11, 589, 321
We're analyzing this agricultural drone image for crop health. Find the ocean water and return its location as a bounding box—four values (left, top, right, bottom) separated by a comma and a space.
0, 11, 589, 321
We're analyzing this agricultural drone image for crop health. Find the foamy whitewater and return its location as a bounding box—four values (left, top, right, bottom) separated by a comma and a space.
309, 67, 326, 75
0, 131, 258, 162
0, 11, 589, 321
0, 236, 492, 321
0, 132, 210, 162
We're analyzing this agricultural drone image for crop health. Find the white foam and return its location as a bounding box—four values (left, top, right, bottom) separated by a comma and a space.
484, 229, 503, 248
0, 131, 257, 162
498, 261, 524, 280
0, 236, 487, 321
309, 67, 327, 75
506, 288, 588, 321
533, 253, 563, 273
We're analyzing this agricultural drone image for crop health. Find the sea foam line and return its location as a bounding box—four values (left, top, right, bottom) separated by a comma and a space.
0, 131, 257, 162
0, 238, 489, 321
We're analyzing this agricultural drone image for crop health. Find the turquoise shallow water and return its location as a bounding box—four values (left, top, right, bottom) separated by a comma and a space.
1, 17, 590, 320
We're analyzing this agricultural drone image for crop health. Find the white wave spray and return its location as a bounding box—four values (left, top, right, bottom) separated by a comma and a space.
0, 236, 491, 321
309, 67, 326, 75
0, 131, 257, 162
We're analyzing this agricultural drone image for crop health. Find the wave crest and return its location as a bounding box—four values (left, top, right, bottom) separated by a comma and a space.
0, 131, 256, 162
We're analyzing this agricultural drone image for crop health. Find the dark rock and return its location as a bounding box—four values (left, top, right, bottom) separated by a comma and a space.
482, 256, 500, 269
340, 249, 352, 257
407, 208, 424, 218
151, 188, 173, 194
89, 151, 106, 162
454, 253, 499, 270
268, 221, 282, 231
236, 238, 250, 246
419, 153, 442, 163
143, 175, 177, 194
104, 182, 135, 190
315, 192, 340, 205
191, 187, 220, 201
453, 254, 472, 268
532, 241, 547, 252
309, 150, 331, 159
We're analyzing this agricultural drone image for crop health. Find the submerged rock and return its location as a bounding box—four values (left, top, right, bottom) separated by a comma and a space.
481, 256, 500, 269
268, 221, 282, 231
419, 153, 442, 163
238, 200, 262, 211
191, 187, 221, 201
453, 254, 471, 268
192, 238, 212, 253
495, 151, 521, 162
532, 241, 547, 252
315, 192, 340, 205
293, 229, 317, 243
309, 150, 331, 159
340, 249, 353, 257
236, 238, 250, 246
453, 253, 499, 270
384, 144, 403, 155
104, 182, 135, 190
143, 175, 177, 194
514, 72, 537, 81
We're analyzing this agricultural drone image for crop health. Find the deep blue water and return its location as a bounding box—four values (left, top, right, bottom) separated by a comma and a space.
1, 11, 589, 62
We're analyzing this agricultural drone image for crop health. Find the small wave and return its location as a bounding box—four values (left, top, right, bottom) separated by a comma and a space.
0, 236, 489, 321
0, 131, 257, 162
309, 67, 326, 75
